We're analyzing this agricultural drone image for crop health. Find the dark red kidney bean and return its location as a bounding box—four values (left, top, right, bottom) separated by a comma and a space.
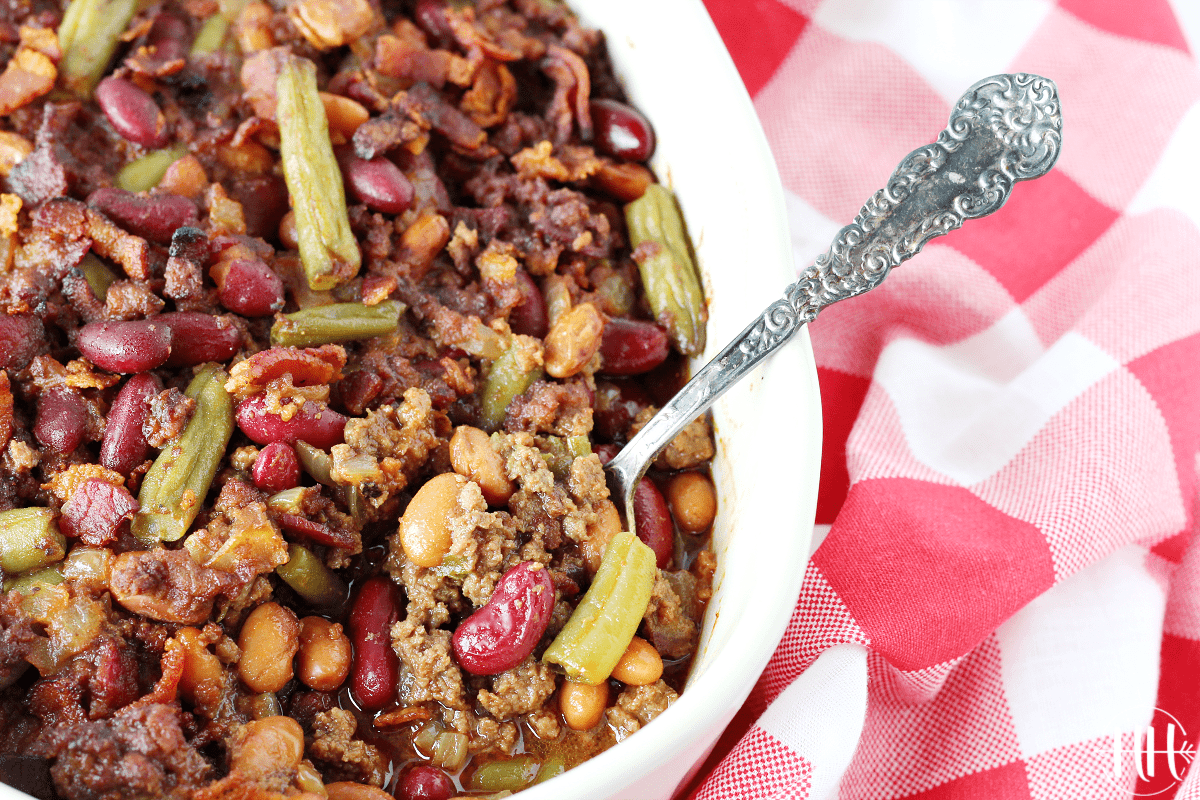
95, 77, 169, 149
59, 478, 139, 546
252, 442, 300, 493
593, 379, 651, 442
336, 148, 414, 215
590, 99, 656, 163
452, 562, 555, 675
88, 187, 198, 244
236, 396, 347, 450
142, 13, 189, 66
157, 312, 240, 366
217, 258, 285, 317
230, 174, 289, 242
594, 443, 619, 465
400, 765, 455, 800
633, 478, 673, 569
0, 313, 45, 371
643, 351, 688, 407
35, 387, 88, 455
600, 318, 669, 376
101, 373, 163, 474
509, 270, 548, 338
347, 576, 400, 711
77, 319, 173, 373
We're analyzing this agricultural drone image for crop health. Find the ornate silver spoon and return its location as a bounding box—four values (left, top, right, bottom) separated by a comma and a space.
605, 73, 1063, 530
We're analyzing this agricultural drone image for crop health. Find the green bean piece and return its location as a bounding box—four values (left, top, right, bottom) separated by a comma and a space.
568, 435, 591, 459
57, 0, 137, 97
266, 487, 308, 515
189, 14, 229, 55
480, 341, 543, 433
533, 752, 567, 784
276, 56, 361, 291
276, 544, 346, 607
542, 531, 656, 685
133, 364, 234, 542
270, 300, 403, 348
78, 254, 118, 303
432, 554, 470, 582
0, 509, 67, 576
3, 565, 64, 595
344, 484, 366, 525
466, 755, 541, 793
294, 441, 335, 486
116, 146, 187, 193
539, 435, 591, 479
247, 691, 282, 720
624, 184, 707, 356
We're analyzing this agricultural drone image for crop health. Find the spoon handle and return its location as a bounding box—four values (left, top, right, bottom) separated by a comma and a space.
607, 73, 1063, 512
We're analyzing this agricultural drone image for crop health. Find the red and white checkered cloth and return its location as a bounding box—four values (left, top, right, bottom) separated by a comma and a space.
686, 1, 1200, 799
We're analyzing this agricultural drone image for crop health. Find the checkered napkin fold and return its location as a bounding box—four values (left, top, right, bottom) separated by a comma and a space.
688, 1, 1200, 799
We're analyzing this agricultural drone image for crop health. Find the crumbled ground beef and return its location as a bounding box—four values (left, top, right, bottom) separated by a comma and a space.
331, 387, 442, 513
504, 379, 592, 436
477, 659, 557, 721
142, 388, 196, 448
391, 619, 467, 710
642, 570, 702, 660
308, 708, 386, 787
30, 703, 213, 800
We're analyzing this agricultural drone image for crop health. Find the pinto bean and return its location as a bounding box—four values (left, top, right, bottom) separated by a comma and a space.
175, 627, 225, 709
610, 636, 662, 685
398, 473, 465, 567
449, 426, 512, 506
326, 784, 395, 800
559, 679, 608, 731
544, 303, 604, 378
582, 499, 622, 575
230, 717, 305, 780
296, 616, 351, 692
238, 601, 300, 694
666, 471, 717, 533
